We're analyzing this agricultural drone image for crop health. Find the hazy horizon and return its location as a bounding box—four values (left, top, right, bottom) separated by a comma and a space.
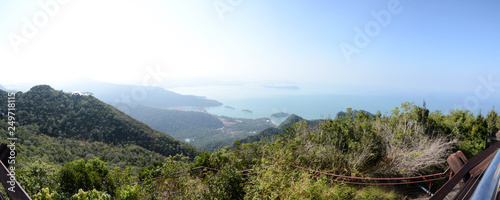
2, 79, 498, 120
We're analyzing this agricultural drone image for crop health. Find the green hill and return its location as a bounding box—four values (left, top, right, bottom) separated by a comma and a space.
335, 109, 373, 119
237, 114, 322, 144
0, 85, 201, 158
125, 105, 224, 133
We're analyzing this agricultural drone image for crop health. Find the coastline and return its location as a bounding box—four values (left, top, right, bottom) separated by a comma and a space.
269, 119, 280, 126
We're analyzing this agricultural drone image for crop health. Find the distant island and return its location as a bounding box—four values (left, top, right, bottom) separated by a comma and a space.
224, 106, 235, 110
271, 112, 290, 118
242, 109, 253, 114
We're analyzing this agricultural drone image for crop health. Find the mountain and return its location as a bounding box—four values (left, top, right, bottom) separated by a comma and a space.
0, 84, 8, 92
122, 105, 275, 151
0, 85, 201, 158
124, 105, 224, 133
57, 79, 222, 109
335, 109, 373, 119
238, 114, 322, 144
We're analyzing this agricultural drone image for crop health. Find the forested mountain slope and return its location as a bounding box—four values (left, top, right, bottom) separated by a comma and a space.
0, 85, 201, 158
126, 105, 224, 133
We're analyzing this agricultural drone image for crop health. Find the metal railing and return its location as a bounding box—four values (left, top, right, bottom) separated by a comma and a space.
470, 149, 500, 200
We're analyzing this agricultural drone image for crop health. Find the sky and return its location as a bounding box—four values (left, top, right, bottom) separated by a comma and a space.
1, 0, 500, 100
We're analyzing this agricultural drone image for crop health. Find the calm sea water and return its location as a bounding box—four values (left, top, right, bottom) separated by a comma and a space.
205, 94, 497, 124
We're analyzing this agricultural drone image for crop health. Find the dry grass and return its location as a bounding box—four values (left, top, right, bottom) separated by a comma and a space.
378, 119, 456, 175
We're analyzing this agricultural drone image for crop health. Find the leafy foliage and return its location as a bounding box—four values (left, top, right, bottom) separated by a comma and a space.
17, 160, 57, 196
202, 165, 244, 200
71, 189, 111, 200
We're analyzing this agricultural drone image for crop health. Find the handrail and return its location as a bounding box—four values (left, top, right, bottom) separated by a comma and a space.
470, 149, 500, 200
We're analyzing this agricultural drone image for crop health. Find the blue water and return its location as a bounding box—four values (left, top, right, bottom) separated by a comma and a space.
205, 94, 500, 124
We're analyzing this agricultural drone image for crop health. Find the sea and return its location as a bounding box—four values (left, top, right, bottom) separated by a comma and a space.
203, 94, 499, 125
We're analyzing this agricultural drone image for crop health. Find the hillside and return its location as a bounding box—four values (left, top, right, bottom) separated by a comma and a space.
0, 85, 201, 158
122, 105, 275, 151
58, 79, 222, 108
0, 122, 167, 169
125, 105, 224, 133
237, 114, 322, 144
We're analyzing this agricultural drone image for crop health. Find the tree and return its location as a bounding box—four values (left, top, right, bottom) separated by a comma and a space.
17, 160, 57, 196
486, 108, 499, 136
57, 158, 115, 196
203, 165, 244, 200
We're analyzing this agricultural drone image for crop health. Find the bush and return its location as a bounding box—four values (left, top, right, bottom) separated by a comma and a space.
192, 151, 211, 168
355, 186, 398, 200
117, 185, 143, 200
32, 187, 58, 200
71, 189, 111, 200
139, 161, 163, 181
331, 184, 357, 200
203, 165, 244, 200
18, 160, 57, 196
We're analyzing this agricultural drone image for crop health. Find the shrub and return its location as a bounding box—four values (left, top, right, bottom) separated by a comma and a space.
203, 165, 244, 200
117, 185, 143, 200
355, 186, 398, 200
331, 184, 357, 200
139, 161, 163, 181
18, 160, 57, 196
71, 189, 111, 200
32, 187, 58, 200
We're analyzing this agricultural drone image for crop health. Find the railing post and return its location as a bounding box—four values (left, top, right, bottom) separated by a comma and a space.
0, 143, 31, 200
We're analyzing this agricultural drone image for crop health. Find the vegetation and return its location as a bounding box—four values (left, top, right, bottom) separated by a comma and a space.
125, 105, 224, 133
335, 109, 373, 119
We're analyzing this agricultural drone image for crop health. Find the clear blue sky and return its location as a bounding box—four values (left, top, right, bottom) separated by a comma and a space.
1, 0, 499, 98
